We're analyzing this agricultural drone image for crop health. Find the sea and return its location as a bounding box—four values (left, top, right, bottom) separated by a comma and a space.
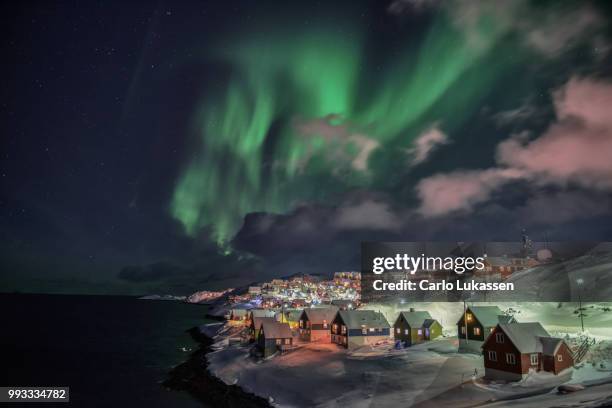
0, 293, 212, 407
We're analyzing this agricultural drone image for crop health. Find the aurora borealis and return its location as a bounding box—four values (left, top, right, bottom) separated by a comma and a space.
170, 1, 529, 244
3, 0, 612, 294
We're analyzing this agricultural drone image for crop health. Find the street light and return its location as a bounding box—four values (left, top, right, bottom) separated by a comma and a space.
576, 278, 585, 332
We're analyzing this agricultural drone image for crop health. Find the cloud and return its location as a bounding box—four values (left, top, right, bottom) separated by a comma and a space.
497, 78, 612, 190
416, 76, 612, 217
406, 125, 449, 166
416, 168, 524, 217
333, 199, 402, 231
390, 1, 607, 59
524, 6, 602, 57
517, 191, 612, 225
292, 115, 380, 172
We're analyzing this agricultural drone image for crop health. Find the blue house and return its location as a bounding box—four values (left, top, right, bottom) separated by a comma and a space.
331, 310, 390, 348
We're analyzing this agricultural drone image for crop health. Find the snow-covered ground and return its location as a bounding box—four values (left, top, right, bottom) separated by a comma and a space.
201, 300, 612, 407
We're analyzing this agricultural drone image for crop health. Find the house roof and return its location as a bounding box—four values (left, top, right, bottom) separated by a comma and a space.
231, 309, 248, 317
302, 306, 338, 324
397, 311, 433, 328
459, 306, 511, 328
337, 310, 390, 329
283, 309, 303, 321
423, 319, 438, 328
497, 322, 550, 353
250, 309, 276, 319
252, 316, 276, 330
539, 336, 565, 356
261, 320, 292, 339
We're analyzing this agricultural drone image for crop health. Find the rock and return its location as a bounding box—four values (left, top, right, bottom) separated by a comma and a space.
558, 383, 586, 394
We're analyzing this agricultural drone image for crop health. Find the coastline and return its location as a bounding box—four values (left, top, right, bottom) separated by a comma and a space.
164, 320, 271, 408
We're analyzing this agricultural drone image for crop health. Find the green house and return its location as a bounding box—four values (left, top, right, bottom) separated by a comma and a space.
393, 309, 442, 346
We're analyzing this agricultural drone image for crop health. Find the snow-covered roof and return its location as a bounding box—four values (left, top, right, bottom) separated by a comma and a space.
303, 307, 338, 324
338, 310, 390, 329
252, 316, 276, 330
539, 336, 565, 356
250, 309, 276, 319
261, 320, 292, 339
497, 322, 550, 353
397, 311, 433, 328
460, 306, 511, 327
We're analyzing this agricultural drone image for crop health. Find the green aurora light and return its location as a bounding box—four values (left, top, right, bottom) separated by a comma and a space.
170, 6, 528, 244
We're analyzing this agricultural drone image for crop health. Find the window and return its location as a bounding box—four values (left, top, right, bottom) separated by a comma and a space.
474, 327, 481, 336
466, 313, 473, 322
506, 353, 516, 365
461, 327, 466, 335
361, 325, 367, 335
341, 325, 347, 334
417, 329, 423, 335
495, 333, 505, 343
323, 320, 328, 329
369, 328, 375, 333
530, 354, 538, 365
396, 328, 400, 334
284, 338, 290, 345
276, 339, 281, 345
557, 354, 563, 362
488, 351, 497, 361
332, 323, 338, 333
405, 329, 409, 335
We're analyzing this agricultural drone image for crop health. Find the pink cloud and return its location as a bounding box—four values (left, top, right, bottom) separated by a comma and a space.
416, 168, 524, 217
417, 76, 612, 217
498, 77, 612, 190
407, 126, 449, 166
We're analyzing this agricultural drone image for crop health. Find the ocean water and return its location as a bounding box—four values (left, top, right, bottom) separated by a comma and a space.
0, 294, 211, 407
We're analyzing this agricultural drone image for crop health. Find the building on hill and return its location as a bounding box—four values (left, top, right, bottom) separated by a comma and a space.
248, 309, 276, 322
257, 320, 293, 358
249, 317, 276, 342
298, 306, 338, 342
457, 306, 515, 353
229, 308, 248, 322
482, 322, 574, 381
277, 309, 302, 330
331, 310, 390, 349
393, 309, 442, 347
331, 299, 356, 311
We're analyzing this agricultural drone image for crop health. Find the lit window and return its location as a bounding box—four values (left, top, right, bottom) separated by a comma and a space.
495, 333, 504, 343
396, 328, 401, 334
405, 329, 409, 335
488, 351, 497, 361
417, 329, 423, 335
461, 327, 466, 335
466, 313, 473, 322
285, 338, 290, 345
530, 354, 538, 365
276, 339, 281, 345
557, 354, 563, 362
341, 325, 347, 334
332, 324, 338, 333
506, 353, 516, 365
474, 327, 481, 336
369, 328, 375, 333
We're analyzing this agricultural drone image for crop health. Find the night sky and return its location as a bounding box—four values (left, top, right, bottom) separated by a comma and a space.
2, 0, 612, 295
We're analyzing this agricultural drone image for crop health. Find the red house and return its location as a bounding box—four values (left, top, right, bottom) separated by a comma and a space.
482, 322, 574, 381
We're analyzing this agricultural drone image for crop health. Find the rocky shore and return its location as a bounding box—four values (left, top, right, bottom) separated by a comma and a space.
164, 324, 271, 408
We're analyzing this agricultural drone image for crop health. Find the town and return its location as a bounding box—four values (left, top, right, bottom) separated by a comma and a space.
191, 265, 612, 407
